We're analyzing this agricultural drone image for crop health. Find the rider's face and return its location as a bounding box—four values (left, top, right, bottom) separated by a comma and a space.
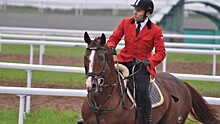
133, 8, 145, 22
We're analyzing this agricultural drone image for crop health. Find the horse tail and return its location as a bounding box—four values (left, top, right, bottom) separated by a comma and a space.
184, 82, 220, 124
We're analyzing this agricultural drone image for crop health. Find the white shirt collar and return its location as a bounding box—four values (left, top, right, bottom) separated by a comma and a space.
135, 18, 148, 31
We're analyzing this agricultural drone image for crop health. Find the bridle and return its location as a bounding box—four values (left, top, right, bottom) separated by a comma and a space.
85, 46, 112, 92
84, 46, 125, 124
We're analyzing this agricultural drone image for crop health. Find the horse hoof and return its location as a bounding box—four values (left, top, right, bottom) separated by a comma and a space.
77, 119, 83, 124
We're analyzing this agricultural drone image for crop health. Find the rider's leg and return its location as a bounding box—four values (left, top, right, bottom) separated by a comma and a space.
135, 68, 152, 124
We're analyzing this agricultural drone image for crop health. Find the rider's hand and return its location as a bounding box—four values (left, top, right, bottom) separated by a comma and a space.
109, 46, 117, 55
141, 59, 150, 67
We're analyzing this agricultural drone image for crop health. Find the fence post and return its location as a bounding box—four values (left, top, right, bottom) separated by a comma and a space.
39, 34, 45, 65
29, 45, 34, 64
26, 45, 34, 113
213, 48, 216, 76
26, 70, 32, 113
112, 5, 118, 16
3, 0, 6, 11
75, 5, 79, 16
162, 57, 167, 72
0, 33, 1, 52
18, 95, 26, 124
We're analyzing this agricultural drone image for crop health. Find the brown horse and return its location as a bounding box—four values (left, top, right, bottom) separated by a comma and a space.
81, 32, 220, 124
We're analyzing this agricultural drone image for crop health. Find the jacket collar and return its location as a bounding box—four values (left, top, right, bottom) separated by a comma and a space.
130, 18, 152, 30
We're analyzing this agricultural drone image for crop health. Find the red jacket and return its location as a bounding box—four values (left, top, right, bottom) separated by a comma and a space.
107, 17, 166, 78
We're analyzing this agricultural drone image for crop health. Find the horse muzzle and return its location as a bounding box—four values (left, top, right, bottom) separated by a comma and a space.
86, 77, 104, 94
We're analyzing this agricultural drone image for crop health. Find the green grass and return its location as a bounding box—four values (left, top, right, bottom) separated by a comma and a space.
1, 44, 220, 64
1, 69, 219, 96
1, 44, 86, 57
0, 108, 208, 124
0, 107, 81, 124
185, 120, 201, 124
185, 80, 220, 96
0, 68, 86, 87
167, 53, 220, 64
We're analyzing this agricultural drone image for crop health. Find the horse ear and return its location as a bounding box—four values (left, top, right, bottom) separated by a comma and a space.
84, 32, 91, 44
100, 33, 106, 46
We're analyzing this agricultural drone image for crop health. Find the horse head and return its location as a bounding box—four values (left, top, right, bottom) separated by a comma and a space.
84, 32, 115, 94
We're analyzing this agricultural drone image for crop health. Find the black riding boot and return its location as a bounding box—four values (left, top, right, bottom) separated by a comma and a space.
140, 94, 152, 124
77, 119, 83, 124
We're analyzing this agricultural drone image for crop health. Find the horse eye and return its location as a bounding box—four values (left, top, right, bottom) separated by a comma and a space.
98, 56, 104, 62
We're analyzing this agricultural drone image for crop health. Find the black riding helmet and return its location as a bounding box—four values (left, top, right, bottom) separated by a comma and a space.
131, 0, 154, 14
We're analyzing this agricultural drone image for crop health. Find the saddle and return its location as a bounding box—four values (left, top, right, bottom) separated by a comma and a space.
114, 64, 164, 108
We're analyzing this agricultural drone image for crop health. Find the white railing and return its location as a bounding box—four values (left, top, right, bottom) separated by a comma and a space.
2, 26, 220, 39
0, 86, 86, 124
0, 0, 172, 15
0, 0, 134, 15
0, 86, 219, 124
1, 38, 220, 75
0, 26, 112, 37
0, 62, 219, 124
0, 62, 85, 115
0, 28, 220, 123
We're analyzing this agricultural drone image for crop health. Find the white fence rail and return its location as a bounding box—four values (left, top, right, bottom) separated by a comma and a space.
0, 0, 172, 16
1, 60, 220, 116
1, 38, 220, 75
0, 27, 220, 124
0, 62, 219, 124
0, 86, 86, 124
2, 26, 220, 39
0, 0, 134, 15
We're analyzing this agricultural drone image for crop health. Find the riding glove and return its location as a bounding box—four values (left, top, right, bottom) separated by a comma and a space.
109, 46, 117, 55
141, 59, 150, 67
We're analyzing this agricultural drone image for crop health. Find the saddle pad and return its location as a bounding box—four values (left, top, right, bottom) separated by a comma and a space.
114, 64, 164, 108
124, 79, 164, 109
149, 81, 164, 108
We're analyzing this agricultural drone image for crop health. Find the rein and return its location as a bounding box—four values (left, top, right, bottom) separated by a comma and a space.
85, 46, 127, 124
84, 46, 143, 124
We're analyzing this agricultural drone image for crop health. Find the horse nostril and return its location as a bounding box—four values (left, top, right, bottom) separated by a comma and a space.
92, 84, 97, 88
98, 78, 104, 86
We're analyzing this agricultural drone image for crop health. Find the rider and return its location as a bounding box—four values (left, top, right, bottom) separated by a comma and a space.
107, 0, 166, 123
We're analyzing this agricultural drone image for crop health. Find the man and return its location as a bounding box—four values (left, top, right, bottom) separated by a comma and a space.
107, 0, 166, 123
